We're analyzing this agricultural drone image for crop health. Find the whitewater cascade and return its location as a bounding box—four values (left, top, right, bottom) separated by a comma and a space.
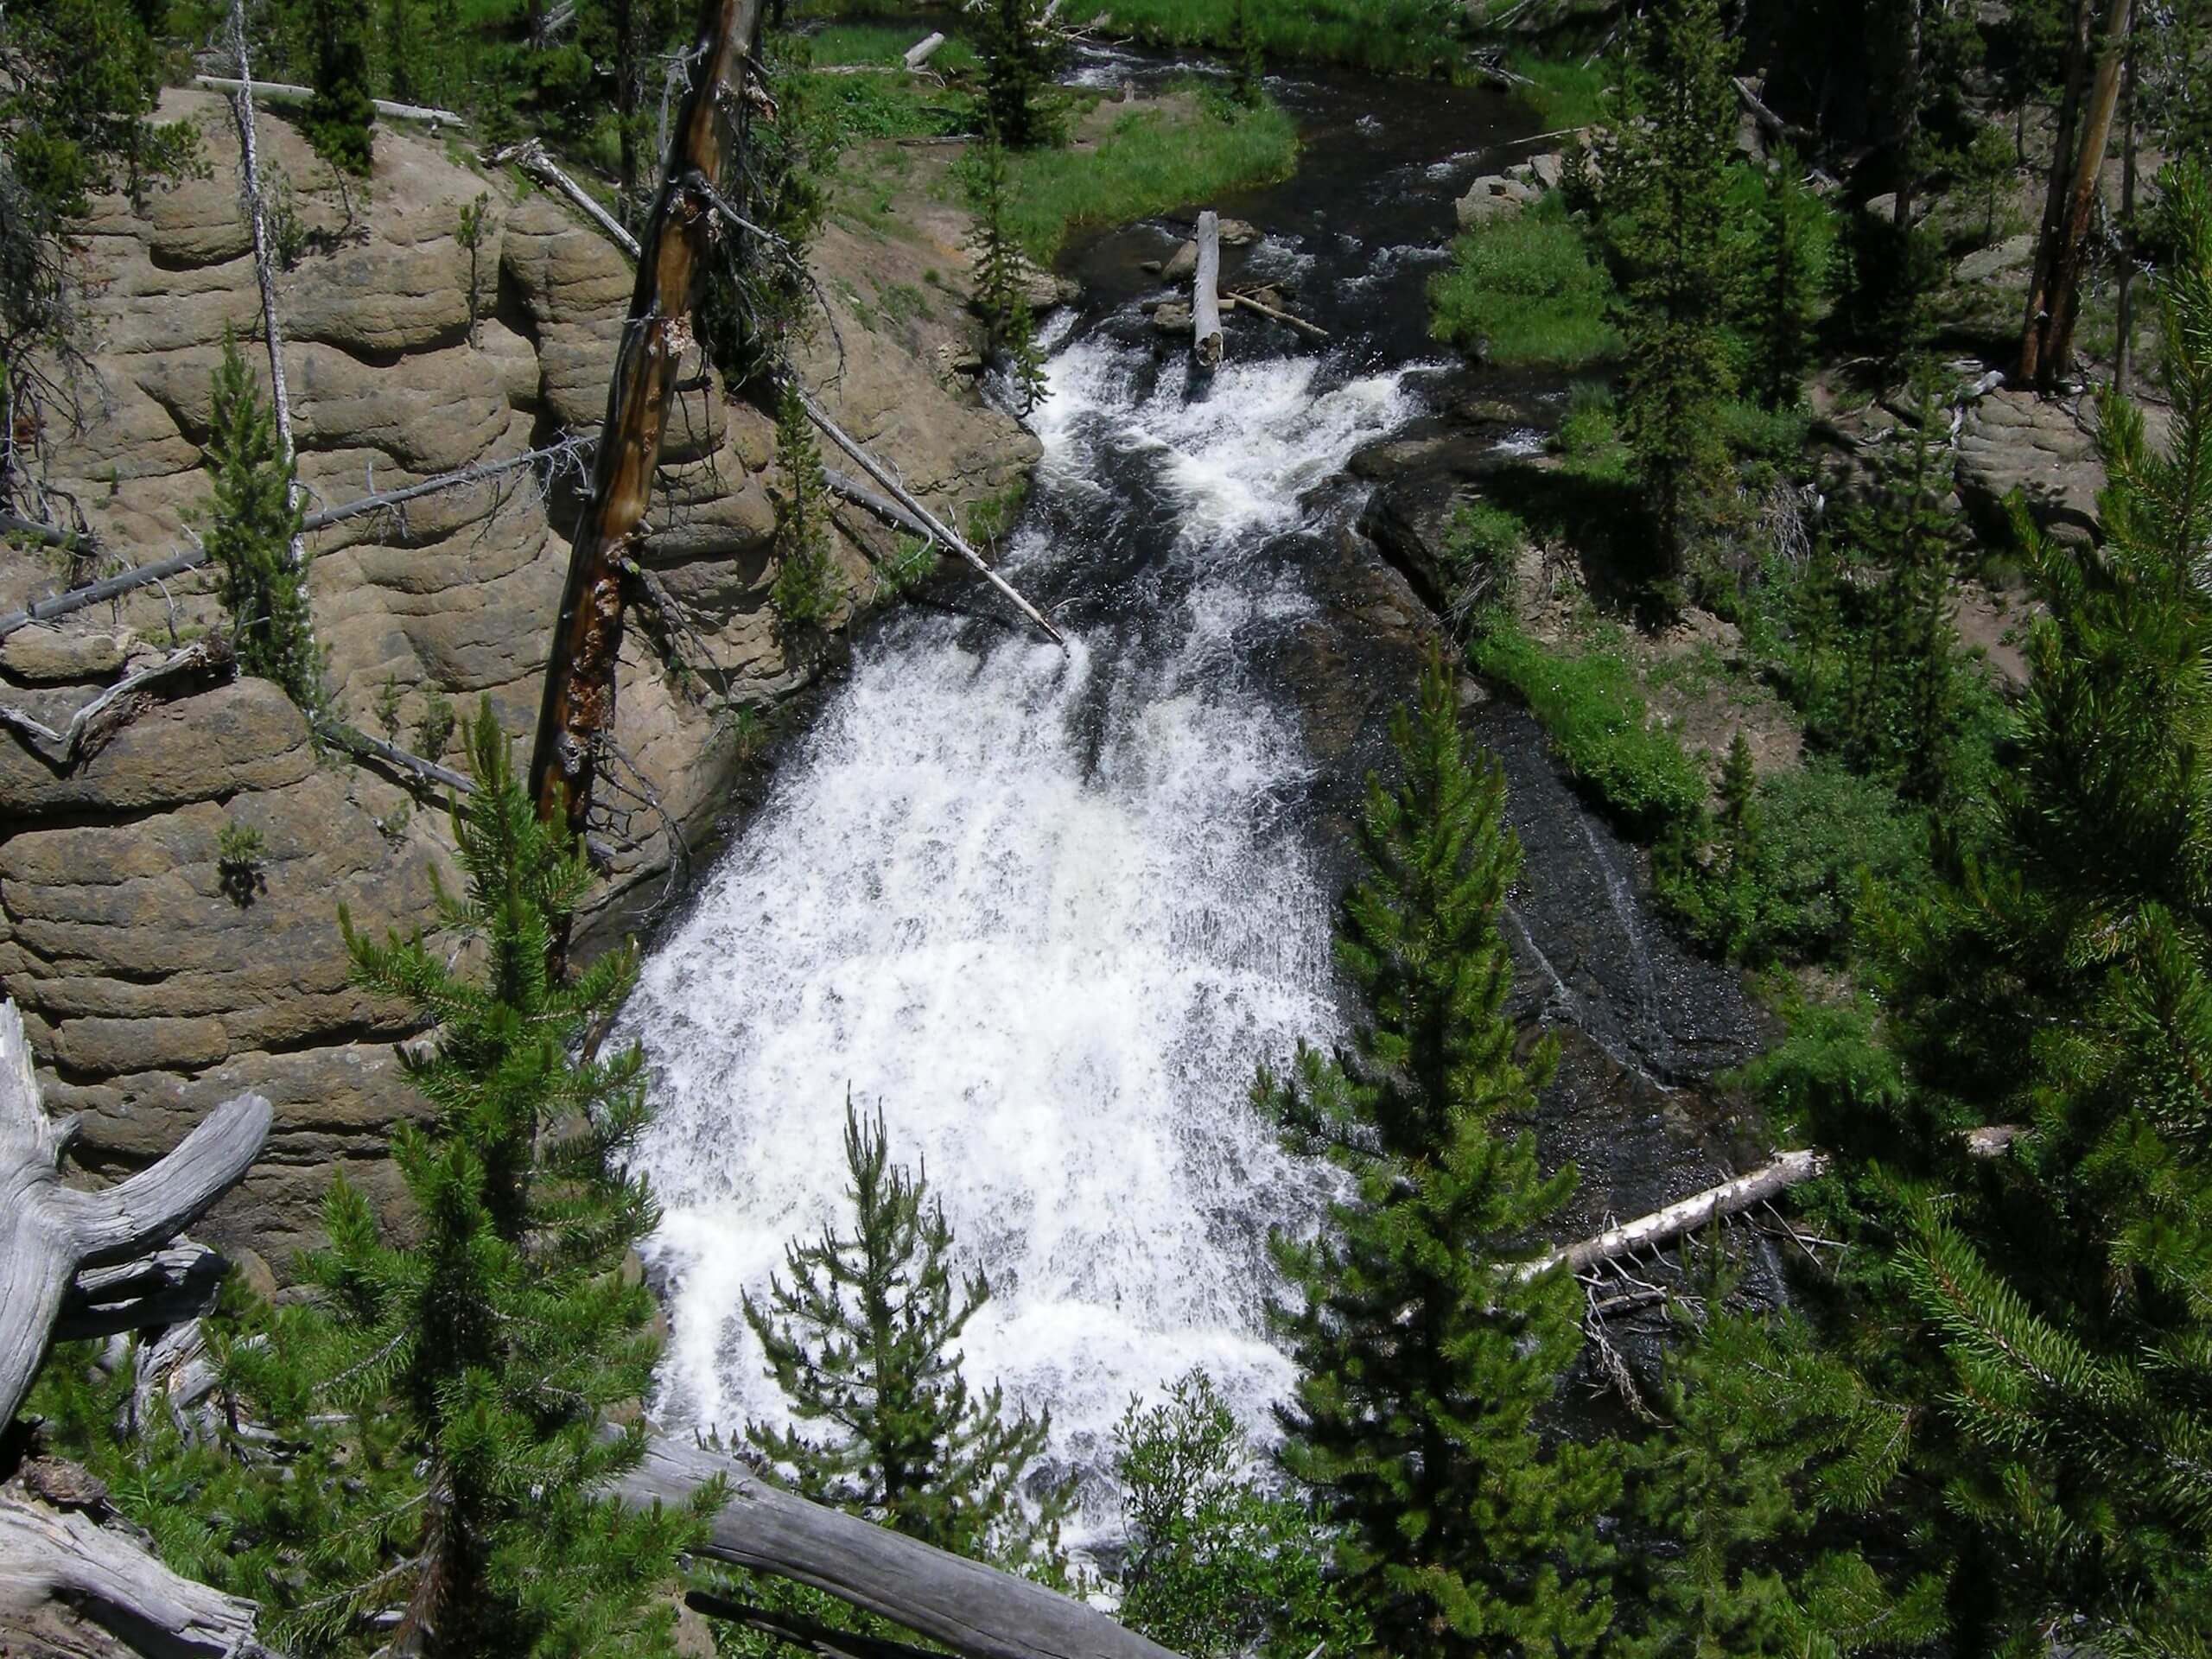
621, 319, 1430, 1533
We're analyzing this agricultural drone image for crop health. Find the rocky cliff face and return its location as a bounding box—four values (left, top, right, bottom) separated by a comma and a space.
0, 92, 1038, 1267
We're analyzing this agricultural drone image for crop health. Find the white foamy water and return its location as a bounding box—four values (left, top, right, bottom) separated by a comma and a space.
624, 327, 1426, 1538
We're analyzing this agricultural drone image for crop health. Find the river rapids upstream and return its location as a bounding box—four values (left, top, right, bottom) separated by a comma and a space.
616, 48, 1764, 1546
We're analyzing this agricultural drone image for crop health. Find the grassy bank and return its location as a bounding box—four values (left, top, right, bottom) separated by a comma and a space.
1062, 0, 1468, 76
1428, 194, 1618, 366
996, 97, 1299, 261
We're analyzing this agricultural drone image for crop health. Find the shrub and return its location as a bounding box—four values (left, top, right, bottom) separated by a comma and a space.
1471, 621, 1707, 831
217, 819, 266, 907
1428, 194, 1619, 367
410, 689, 455, 760
1442, 497, 1523, 620
1555, 381, 1620, 457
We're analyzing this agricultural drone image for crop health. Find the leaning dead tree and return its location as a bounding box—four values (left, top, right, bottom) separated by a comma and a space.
2022, 0, 2135, 388
528, 0, 768, 852
1192, 210, 1224, 370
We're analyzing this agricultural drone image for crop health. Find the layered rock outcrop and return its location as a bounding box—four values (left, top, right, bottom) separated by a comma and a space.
0, 92, 1037, 1262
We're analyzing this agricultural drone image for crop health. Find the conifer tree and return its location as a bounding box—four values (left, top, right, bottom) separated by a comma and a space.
1862, 157, 2212, 1658
1227, 0, 1264, 108
965, 139, 1049, 416
202, 334, 321, 712
1259, 654, 1617, 1659
1599, 0, 1738, 582
1739, 151, 1833, 410
769, 381, 839, 631
302, 0, 376, 175
977, 0, 1057, 151
745, 1098, 1066, 1563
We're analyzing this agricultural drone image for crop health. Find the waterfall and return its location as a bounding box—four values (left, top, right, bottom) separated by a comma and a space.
621, 320, 1431, 1536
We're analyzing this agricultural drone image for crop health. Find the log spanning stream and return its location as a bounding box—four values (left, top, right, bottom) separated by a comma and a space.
619, 54, 1763, 1543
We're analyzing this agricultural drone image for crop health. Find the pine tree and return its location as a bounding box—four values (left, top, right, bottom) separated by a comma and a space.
1227, 0, 1264, 108
1859, 157, 2212, 1658
769, 382, 839, 632
1259, 653, 1617, 1659
1739, 150, 1833, 410
744, 1098, 1066, 1564
202, 334, 321, 713
977, 0, 1057, 151
302, 0, 376, 175
1623, 1255, 1948, 1659
1599, 0, 1738, 582
965, 139, 1049, 416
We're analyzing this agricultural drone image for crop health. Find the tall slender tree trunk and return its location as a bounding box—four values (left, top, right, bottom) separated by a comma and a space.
2024, 0, 2133, 388
2021, 0, 2095, 384
529, 0, 767, 912
615, 0, 642, 230
2113, 36, 2139, 396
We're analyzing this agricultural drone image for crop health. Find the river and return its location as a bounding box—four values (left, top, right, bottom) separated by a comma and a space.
616, 46, 1762, 1543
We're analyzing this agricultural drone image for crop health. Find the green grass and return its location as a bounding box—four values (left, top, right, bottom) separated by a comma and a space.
1428, 194, 1619, 368
993, 99, 1298, 262
1061, 0, 1468, 76
1511, 55, 1609, 129
1471, 621, 1709, 831
808, 23, 981, 74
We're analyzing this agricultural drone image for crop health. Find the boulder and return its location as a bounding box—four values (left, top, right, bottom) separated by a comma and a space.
1955, 387, 2105, 544
1956, 232, 2037, 284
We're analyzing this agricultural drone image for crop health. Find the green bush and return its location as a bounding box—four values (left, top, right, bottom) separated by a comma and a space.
1471, 622, 1707, 831
1555, 380, 1620, 457
1428, 194, 1619, 368
1656, 759, 1935, 965
1060, 0, 1466, 76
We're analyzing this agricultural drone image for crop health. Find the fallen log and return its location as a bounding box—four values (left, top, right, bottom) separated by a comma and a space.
318, 720, 475, 795
194, 74, 466, 128
797, 389, 1065, 647
0, 548, 207, 640
490, 139, 641, 260
1192, 209, 1223, 370
529, 0, 768, 869
299, 436, 594, 532
1732, 76, 1815, 147
614, 1435, 1179, 1659
824, 467, 931, 538
1224, 289, 1328, 343
903, 30, 947, 69
0, 637, 233, 769
1524, 1127, 2024, 1278
688, 1591, 946, 1659
55, 1243, 226, 1343
0, 1489, 276, 1659
0, 998, 273, 1428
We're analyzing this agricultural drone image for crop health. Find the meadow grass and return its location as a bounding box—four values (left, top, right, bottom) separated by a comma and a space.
1061, 0, 1467, 76
1511, 55, 1609, 130
1428, 194, 1619, 368
996, 99, 1299, 261
808, 22, 982, 73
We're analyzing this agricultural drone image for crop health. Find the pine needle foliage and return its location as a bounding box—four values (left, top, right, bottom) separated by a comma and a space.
255, 698, 713, 1655
1594, 0, 1738, 581
965, 137, 1049, 416
1860, 157, 2212, 1658
769, 382, 840, 633
202, 334, 321, 714
302, 0, 376, 175
1259, 653, 1617, 1659
977, 0, 1059, 151
745, 1097, 1068, 1565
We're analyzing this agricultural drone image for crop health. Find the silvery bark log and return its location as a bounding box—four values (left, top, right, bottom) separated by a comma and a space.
194, 77, 466, 128
1192, 210, 1223, 369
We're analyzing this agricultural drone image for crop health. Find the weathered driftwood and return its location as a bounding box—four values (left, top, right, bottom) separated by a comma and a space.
0, 998, 272, 1429
798, 390, 1065, 647
1192, 210, 1224, 370
1524, 1126, 2024, 1277
299, 436, 593, 532
0, 511, 87, 550
194, 75, 466, 128
528, 0, 766, 855
491, 139, 643, 259
903, 30, 947, 69
55, 1243, 226, 1344
1732, 76, 1815, 147
1224, 289, 1328, 343
0, 1489, 275, 1659
613, 1436, 1181, 1659
0, 638, 232, 768
320, 721, 474, 795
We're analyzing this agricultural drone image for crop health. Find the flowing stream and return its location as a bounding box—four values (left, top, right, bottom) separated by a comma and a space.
620, 57, 1760, 1541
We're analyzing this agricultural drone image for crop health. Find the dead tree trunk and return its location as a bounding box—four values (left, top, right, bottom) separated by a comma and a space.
2023, 0, 2132, 388
0, 997, 272, 1430
223, 0, 308, 587
613, 1436, 1183, 1659
2037, 0, 2134, 383
903, 30, 947, 69
194, 76, 466, 127
527, 0, 767, 861
1192, 210, 1224, 370
494, 139, 644, 258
